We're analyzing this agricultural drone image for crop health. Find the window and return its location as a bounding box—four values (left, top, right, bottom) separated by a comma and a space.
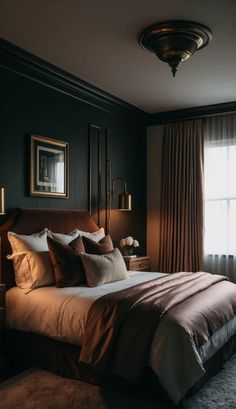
204, 141, 236, 255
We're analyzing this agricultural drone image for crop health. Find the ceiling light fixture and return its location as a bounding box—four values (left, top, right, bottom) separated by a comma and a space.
139, 20, 212, 77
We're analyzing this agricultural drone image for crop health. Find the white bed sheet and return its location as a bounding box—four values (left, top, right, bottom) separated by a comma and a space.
6, 271, 163, 345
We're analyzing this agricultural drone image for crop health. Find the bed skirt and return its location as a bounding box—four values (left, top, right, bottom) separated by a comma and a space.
4, 329, 236, 403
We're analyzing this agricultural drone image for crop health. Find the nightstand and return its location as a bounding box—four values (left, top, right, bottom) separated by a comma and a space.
0, 284, 6, 373
124, 256, 151, 272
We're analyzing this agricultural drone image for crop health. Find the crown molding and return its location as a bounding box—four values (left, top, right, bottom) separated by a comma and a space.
2, 37, 235, 126
0, 37, 147, 122
148, 101, 236, 126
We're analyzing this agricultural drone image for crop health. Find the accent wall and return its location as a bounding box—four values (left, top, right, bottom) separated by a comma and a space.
0, 62, 147, 250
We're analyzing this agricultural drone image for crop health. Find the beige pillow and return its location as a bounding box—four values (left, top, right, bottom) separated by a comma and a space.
7, 251, 55, 293
80, 248, 128, 287
7, 229, 54, 292
8, 229, 48, 252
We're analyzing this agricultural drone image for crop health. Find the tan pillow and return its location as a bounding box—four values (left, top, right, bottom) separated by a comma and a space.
47, 236, 86, 287
7, 251, 55, 293
82, 234, 114, 255
7, 229, 55, 292
8, 229, 48, 253
80, 248, 128, 287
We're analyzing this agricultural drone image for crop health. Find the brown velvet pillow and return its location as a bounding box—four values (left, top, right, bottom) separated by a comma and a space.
82, 234, 114, 255
47, 236, 86, 287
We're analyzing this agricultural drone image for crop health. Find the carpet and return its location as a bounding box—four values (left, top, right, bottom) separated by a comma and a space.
0, 355, 236, 409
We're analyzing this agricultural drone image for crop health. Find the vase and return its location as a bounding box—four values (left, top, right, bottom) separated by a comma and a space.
124, 245, 134, 256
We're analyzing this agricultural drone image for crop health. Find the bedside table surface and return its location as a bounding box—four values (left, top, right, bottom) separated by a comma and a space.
124, 256, 151, 272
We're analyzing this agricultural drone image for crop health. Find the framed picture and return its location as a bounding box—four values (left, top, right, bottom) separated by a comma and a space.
30, 134, 69, 198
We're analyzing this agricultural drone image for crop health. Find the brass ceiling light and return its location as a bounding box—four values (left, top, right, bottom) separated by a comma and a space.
139, 20, 212, 76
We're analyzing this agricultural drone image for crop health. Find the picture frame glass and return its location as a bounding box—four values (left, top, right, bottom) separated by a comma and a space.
31, 135, 68, 198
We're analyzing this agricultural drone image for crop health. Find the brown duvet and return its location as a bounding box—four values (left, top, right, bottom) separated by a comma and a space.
80, 272, 236, 400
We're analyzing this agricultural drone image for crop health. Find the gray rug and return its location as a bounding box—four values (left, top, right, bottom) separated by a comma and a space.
0, 355, 236, 409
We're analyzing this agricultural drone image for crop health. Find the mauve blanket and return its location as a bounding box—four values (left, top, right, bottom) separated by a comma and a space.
80, 272, 236, 402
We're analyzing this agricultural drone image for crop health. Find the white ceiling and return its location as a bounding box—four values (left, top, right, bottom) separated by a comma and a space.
0, 0, 235, 113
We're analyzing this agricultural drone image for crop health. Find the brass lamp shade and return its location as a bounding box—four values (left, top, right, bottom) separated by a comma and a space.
118, 192, 132, 211
0, 187, 5, 215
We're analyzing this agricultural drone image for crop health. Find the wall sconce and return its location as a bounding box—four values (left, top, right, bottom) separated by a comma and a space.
0, 188, 5, 215
107, 160, 132, 232
112, 177, 132, 211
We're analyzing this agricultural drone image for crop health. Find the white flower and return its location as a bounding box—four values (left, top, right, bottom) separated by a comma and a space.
133, 240, 139, 247
120, 236, 139, 252
120, 238, 126, 248
125, 236, 133, 246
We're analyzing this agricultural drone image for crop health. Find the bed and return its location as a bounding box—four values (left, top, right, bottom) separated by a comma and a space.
1, 207, 236, 405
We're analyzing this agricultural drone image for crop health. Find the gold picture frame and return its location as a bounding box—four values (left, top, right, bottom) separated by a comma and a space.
30, 134, 69, 198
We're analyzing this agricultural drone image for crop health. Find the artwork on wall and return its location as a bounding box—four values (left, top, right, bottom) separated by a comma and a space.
30, 134, 69, 198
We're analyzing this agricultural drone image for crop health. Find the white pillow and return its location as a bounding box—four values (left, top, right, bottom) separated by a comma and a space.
48, 227, 105, 245
47, 229, 79, 245
8, 229, 49, 253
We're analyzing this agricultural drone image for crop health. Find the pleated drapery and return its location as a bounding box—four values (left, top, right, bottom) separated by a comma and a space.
158, 120, 204, 273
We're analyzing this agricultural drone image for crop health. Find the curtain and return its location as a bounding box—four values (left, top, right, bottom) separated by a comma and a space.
158, 120, 204, 273
204, 113, 236, 283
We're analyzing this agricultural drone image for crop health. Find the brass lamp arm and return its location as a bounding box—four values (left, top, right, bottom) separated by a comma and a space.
111, 177, 128, 197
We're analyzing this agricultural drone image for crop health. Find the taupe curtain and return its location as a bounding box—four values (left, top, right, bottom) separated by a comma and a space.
158, 120, 204, 273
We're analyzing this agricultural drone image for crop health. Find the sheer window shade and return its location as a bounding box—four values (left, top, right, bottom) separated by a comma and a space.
204, 113, 236, 282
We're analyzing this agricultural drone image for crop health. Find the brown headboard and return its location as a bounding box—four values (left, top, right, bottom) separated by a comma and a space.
0, 208, 99, 289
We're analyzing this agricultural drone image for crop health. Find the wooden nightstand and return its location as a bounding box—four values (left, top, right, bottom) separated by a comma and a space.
124, 256, 151, 272
0, 284, 6, 373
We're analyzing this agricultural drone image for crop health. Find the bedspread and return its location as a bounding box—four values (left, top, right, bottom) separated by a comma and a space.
80, 271, 236, 403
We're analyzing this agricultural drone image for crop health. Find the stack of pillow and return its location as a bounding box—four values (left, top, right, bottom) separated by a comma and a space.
7, 227, 128, 293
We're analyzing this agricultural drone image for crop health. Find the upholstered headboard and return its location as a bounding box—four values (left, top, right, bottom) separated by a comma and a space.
0, 208, 99, 289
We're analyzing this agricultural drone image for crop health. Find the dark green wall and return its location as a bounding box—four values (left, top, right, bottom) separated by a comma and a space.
0, 66, 147, 251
